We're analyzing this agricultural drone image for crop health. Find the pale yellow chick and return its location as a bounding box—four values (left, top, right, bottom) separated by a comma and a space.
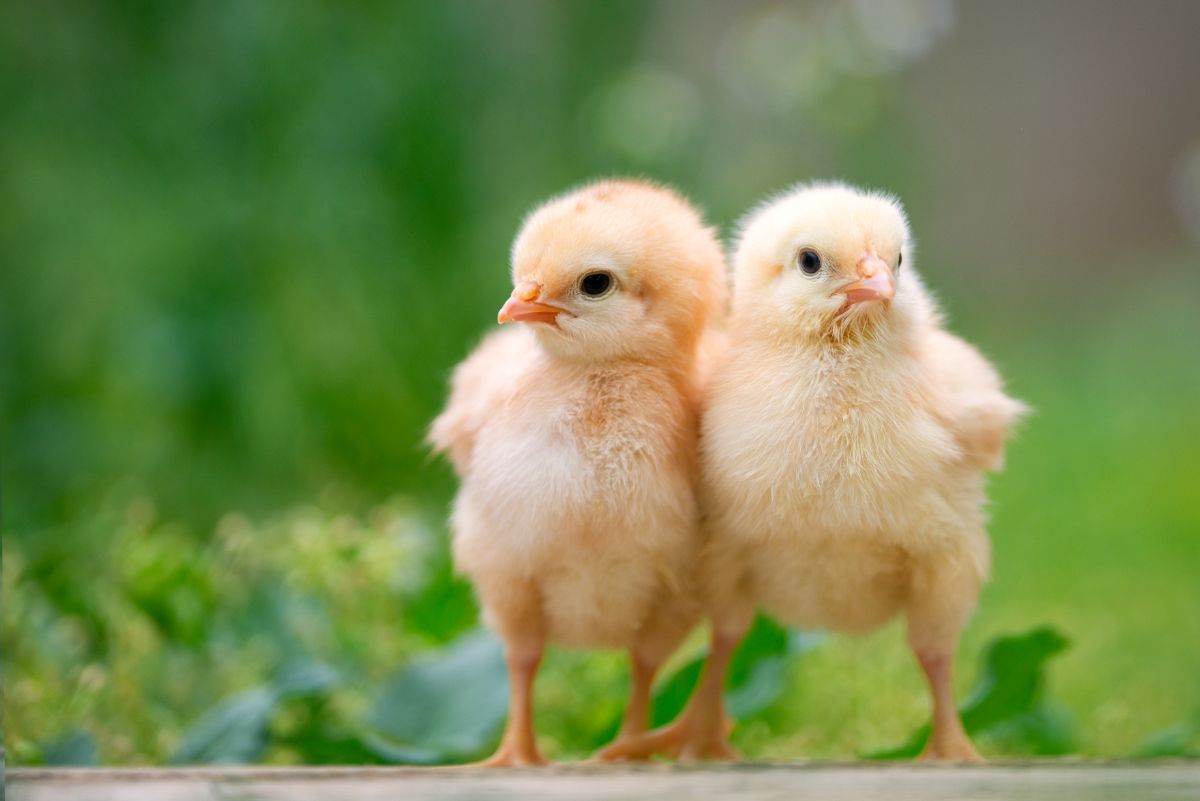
429, 179, 727, 766
603, 182, 1026, 762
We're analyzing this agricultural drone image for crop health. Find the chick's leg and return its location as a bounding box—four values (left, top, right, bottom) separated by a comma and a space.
598, 623, 747, 761
906, 553, 985, 763
477, 580, 548, 767
602, 591, 700, 758
617, 651, 657, 740
481, 642, 545, 767
597, 548, 753, 762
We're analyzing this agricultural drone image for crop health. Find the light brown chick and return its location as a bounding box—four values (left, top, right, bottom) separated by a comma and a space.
604, 182, 1025, 763
428, 179, 727, 766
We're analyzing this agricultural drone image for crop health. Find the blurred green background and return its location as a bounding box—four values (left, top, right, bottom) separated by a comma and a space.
4, 0, 1199, 766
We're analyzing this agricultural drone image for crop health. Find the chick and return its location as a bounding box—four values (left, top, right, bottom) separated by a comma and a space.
428, 179, 727, 766
602, 183, 1025, 762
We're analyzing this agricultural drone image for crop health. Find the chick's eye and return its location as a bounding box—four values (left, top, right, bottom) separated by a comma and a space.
797, 249, 822, 275
579, 271, 613, 297
897, 253, 903, 268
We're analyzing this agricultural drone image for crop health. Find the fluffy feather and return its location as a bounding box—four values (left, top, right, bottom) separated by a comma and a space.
428, 327, 533, 475
920, 328, 1029, 471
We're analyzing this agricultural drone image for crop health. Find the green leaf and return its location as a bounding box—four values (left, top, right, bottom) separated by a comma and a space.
649, 655, 704, 727
400, 534, 478, 643
728, 628, 825, 720
171, 687, 279, 764
1134, 714, 1200, 757
960, 626, 1070, 732
364, 629, 508, 763
358, 732, 447, 765
41, 730, 98, 766
868, 625, 1073, 759
984, 701, 1077, 755
273, 658, 338, 697
726, 655, 788, 719
171, 657, 340, 765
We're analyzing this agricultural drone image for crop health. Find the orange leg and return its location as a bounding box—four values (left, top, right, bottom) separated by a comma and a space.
907, 553, 985, 763
913, 648, 983, 763
616, 652, 657, 739
479, 643, 547, 767
599, 542, 751, 762
599, 585, 701, 761
597, 629, 743, 762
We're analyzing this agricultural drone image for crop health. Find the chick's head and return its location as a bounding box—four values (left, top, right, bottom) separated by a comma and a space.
732, 183, 913, 341
498, 179, 726, 363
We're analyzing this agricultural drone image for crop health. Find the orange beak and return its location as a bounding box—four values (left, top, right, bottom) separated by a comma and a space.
497, 280, 570, 326
836, 254, 895, 306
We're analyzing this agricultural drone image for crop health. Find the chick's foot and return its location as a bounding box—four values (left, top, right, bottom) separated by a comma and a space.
917, 733, 985, 764
475, 741, 548, 768
596, 716, 738, 763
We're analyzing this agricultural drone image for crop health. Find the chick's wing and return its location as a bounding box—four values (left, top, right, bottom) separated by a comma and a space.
428, 327, 536, 475
921, 328, 1028, 472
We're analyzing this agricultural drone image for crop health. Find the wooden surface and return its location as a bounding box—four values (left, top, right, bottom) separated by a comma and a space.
8, 763, 1200, 801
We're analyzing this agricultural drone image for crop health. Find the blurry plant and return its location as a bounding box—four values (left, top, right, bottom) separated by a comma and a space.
869, 626, 1076, 759
1, 497, 474, 764
0, 477, 1096, 767
1134, 712, 1200, 758
0, 483, 1120, 766
172, 658, 339, 764
165, 617, 815, 765
40, 730, 99, 766
364, 631, 508, 764
166, 611, 1082, 765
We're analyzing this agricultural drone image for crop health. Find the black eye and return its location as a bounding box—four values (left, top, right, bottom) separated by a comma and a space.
798, 249, 822, 275
897, 253, 903, 268
580, 271, 613, 297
